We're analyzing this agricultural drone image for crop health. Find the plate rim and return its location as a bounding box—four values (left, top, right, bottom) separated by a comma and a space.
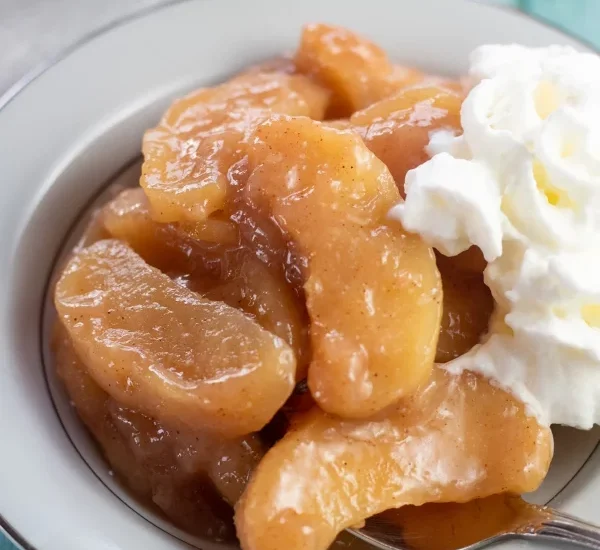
0, 1, 597, 549
2, 1, 599, 113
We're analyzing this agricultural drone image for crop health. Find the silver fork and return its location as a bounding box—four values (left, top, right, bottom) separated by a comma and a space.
349, 500, 600, 550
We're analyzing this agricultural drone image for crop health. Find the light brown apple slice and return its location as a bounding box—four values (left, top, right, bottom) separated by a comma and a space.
295, 23, 424, 116
141, 71, 329, 224
245, 115, 442, 418
54, 239, 296, 437
235, 367, 553, 550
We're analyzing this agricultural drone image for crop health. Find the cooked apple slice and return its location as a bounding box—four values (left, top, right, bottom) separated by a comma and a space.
245, 116, 442, 418
54, 239, 296, 436
141, 71, 329, 224
235, 367, 553, 550
351, 85, 463, 196
102, 189, 311, 380
295, 23, 423, 116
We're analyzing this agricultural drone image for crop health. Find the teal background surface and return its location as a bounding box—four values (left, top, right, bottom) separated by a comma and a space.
0, 0, 598, 549
494, 0, 600, 48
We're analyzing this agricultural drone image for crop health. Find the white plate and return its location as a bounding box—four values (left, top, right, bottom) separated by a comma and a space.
0, 1, 598, 549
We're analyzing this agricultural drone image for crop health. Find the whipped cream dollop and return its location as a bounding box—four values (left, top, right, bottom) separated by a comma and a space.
390, 44, 600, 428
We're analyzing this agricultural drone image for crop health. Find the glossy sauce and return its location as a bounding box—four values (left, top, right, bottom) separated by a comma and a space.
379, 494, 548, 550
54, 325, 264, 539
435, 253, 493, 363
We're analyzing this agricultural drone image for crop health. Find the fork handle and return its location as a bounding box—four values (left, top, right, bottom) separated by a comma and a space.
522, 509, 600, 549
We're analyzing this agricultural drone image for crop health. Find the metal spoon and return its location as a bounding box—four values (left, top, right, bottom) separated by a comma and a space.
348, 495, 600, 550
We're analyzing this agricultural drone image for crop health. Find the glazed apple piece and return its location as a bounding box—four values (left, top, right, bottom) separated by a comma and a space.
102, 188, 311, 380
245, 116, 442, 418
54, 239, 296, 436
435, 254, 493, 363
141, 71, 330, 224
295, 23, 423, 116
235, 367, 553, 550
54, 326, 265, 538
351, 85, 463, 196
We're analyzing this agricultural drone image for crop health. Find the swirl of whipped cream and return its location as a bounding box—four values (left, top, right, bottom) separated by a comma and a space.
390, 45, 600, 428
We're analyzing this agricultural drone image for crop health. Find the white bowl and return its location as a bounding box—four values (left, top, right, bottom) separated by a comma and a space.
1, 1, 599, 549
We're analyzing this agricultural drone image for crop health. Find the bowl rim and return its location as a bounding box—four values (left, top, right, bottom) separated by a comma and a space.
0, 1, 597, 549
2, 0, 598, 113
